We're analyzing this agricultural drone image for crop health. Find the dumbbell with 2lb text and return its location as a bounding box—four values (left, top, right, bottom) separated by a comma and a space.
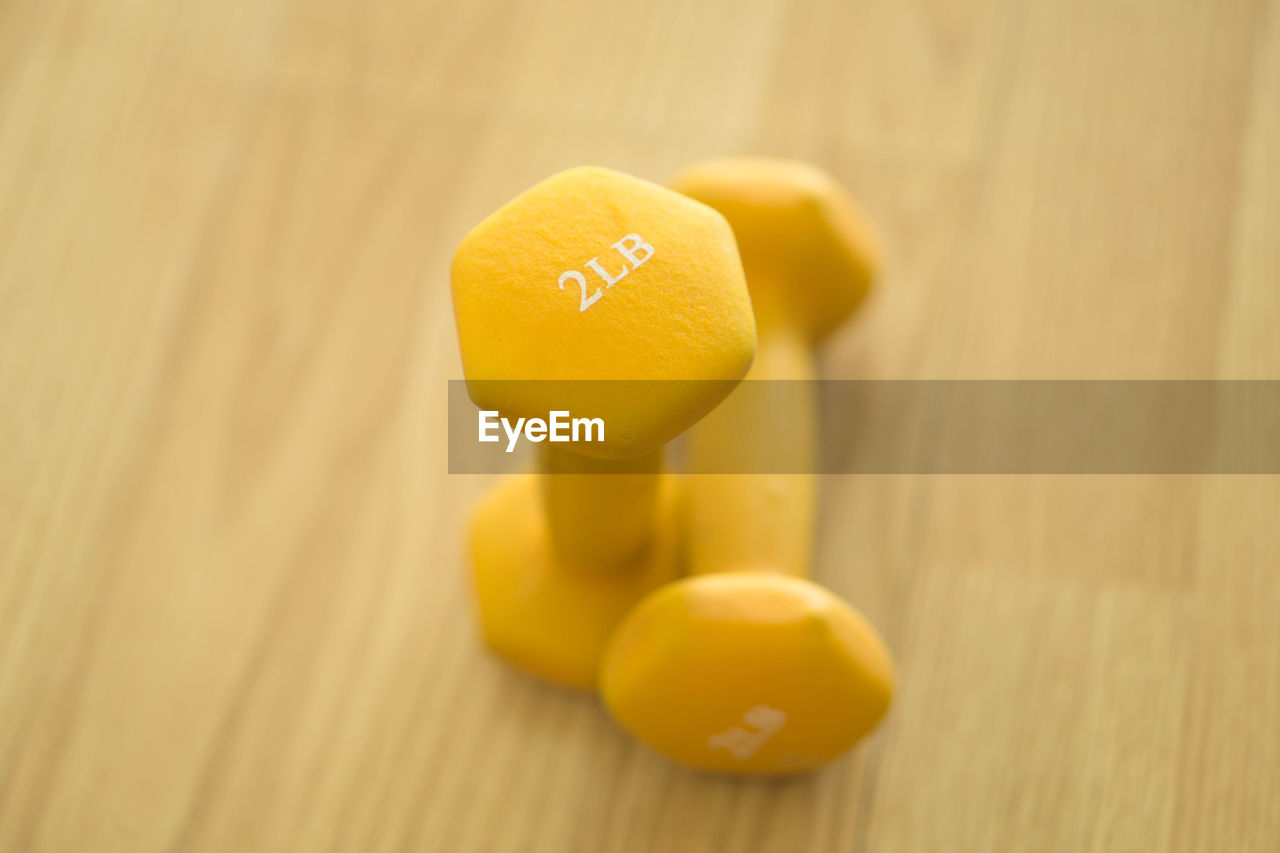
602, 159, 896, 775
451, 166, 756, 689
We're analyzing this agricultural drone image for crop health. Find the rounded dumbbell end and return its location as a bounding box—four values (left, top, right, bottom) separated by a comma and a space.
467, 473, 685, 689
669, 158, 883, 342
600, 573, 895, 775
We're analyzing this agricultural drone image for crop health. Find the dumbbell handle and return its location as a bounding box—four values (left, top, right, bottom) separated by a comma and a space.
540, 447, 662, 571
685, 320, 817, 577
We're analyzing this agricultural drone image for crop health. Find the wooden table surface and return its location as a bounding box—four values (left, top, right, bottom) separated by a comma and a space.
2, 0, 1278, 850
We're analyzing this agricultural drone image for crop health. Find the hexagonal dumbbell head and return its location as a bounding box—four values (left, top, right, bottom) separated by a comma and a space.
468, 473, 684, 689
668, 158, 883, 342
452, 166, 757, 460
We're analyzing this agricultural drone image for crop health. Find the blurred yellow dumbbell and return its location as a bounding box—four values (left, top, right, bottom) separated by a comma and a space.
601, 159, 896, 774
451, 166, 757, 689
603, 573, 893, 774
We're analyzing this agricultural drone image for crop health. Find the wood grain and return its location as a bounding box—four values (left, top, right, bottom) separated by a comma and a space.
1, 0, 1277, 850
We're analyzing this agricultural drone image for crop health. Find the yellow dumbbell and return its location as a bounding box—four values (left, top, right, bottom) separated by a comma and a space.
677, 158, 882, 577
451, 166, 756, 689
601, 159, 895, 774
